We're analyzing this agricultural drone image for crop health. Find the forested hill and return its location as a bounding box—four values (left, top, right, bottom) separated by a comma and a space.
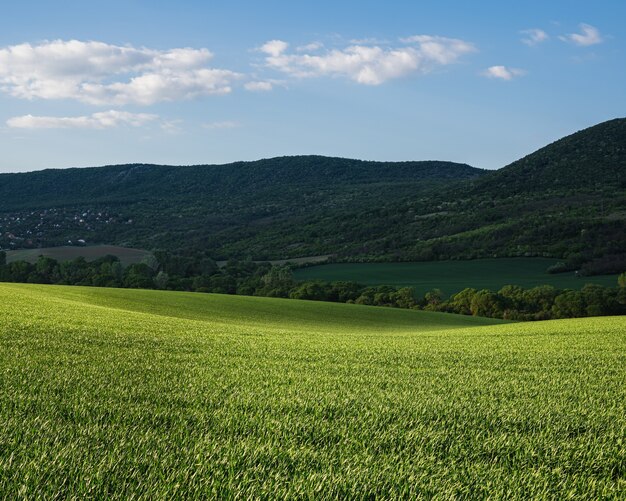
390, 117, 626, 265
0, 119, 624, 265
0, 157, 482, 257
0, 156, 482, 210
468, 117, 626, 196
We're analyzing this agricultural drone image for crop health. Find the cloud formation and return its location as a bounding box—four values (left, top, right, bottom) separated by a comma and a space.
0, 40, 241, 105
521, 29, 549, 46
482, 65, 526, 81
560, 24, 603, 46
7, 110, 159, 129
244, 81, 273, 91
258, 35, 476, 85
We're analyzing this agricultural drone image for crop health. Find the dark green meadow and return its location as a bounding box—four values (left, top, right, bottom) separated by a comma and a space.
0, 283, 624, 498
294, 258, 620, 297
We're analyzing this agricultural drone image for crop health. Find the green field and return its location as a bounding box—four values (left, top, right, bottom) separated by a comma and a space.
0, 283, 624, 498
294, 258, 620, 296
5, 245, 151, 266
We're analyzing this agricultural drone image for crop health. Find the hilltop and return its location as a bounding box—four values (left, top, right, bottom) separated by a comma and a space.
471, 117, 626, 195
0, 156, 481, 209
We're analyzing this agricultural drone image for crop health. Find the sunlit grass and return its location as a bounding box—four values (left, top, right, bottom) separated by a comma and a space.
0, 283, 624, 498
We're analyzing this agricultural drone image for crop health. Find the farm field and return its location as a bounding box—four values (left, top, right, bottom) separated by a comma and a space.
0, 283, 624, 498
5, 245, 152, 266
216, 254, 333, 268
294, 257, 620, 296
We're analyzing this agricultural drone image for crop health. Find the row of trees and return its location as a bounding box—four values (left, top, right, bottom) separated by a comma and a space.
1, 251, 625, 320
0, 253, 161, 289
433, 283, 625, 320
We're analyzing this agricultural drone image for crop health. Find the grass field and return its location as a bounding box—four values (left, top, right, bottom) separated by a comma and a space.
0, 283, 624, 498
294, 258, 620, 296
5, 245, 152, 266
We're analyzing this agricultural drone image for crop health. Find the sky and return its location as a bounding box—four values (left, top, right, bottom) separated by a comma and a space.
0, 0, 624, 172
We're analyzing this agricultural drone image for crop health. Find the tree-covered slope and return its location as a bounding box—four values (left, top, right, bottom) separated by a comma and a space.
0, 156, 481, 209
0, 119, 624, 264
472, 117, 626, 196
414, 118, 626, 262
0, 156, 483, 257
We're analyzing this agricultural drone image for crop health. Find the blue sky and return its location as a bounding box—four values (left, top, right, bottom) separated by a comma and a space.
0, 0, 624, 172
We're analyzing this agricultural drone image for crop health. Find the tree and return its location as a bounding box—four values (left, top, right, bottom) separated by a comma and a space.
154, 271, 169, 290
141, 254, 160, 271
580, 283, 617, 317
123, 263, 155, 289
256, 266, 294, 297
392, 287, 417, 309
59, 257, 92, 285
329, 281, 362, 303
289, 281, 330, 301
470, 290, 504, 318
552, 291, 585, 318
523, 285, 558, 314
448, 288, 478, 315
207, 274, 237, 294
6, 261, 33, 282
424, 289, 443, 310
498, 285, 525, 311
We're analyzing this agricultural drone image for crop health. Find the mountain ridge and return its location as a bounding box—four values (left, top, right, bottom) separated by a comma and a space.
0, 156, 482, 210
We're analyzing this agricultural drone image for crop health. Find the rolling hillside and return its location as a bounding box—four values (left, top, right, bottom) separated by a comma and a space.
0, 157, 482, 258
471, 117, 626, 195
412, 118, 626, 263
0, 119, 624, 263
0, 156, 482, 209
318, 118, 626, 262
0, 283, 624, 497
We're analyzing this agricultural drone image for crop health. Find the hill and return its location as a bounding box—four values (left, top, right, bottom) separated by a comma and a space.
0, 283, 624, 497
404, 118, 626, 263
0, 156, 482, 209
471, 117, 626, 195
0, 156, 482, 258
0, 119, 624, 265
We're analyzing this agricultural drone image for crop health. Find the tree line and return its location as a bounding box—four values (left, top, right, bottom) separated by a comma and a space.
1, 250, 624, 321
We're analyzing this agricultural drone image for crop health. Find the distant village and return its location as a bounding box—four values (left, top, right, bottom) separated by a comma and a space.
0, 207, 133, 250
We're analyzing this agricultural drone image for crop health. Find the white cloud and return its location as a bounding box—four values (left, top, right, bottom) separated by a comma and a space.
259, 40, 289, 57
7, 110, 159, 129
0, 40, 241, 105
257, 35, 476, 85
521, 29, 549, 46
296, 42, 323, 52
482, 65, 526, 81
201, 120, 240, 130
244, 81, 273, 91
559, 24, 603, 46
399, 35, 476, 64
